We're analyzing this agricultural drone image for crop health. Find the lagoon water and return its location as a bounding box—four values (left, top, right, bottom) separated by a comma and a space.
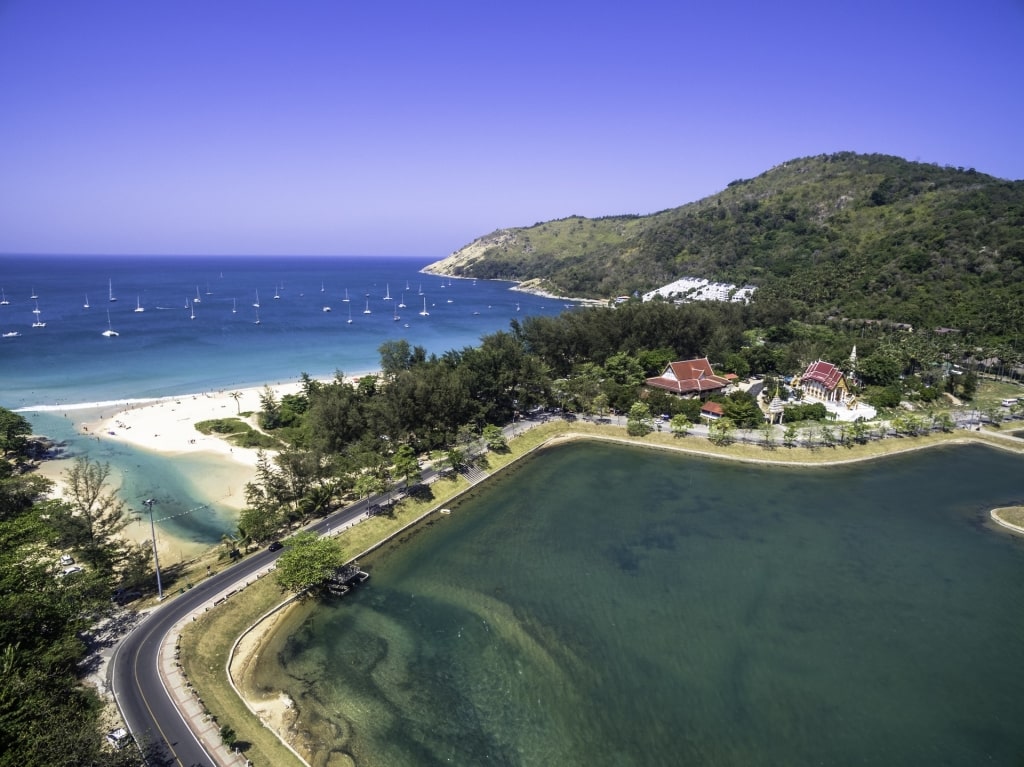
257, 441, 1024, 767
1, 254, 571, 546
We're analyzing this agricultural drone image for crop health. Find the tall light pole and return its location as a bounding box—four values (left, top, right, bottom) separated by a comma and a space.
143, 498, 163, 600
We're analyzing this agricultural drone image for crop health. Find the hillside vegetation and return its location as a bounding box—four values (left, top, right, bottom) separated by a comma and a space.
426, 152, 1024, 344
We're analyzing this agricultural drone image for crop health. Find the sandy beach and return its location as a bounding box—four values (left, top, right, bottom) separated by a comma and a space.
31, 381, 311, 558
80, 383, 305, 466
31, 372, 394, 561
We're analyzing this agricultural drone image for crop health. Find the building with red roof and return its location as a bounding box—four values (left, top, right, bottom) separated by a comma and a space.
796, 360, 850, 403
700, 401, 725, 420
645, 357, 731, 399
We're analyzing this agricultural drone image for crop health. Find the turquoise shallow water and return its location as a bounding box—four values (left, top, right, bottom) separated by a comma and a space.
257, 441, 1024, 767
4, 254, 571, 545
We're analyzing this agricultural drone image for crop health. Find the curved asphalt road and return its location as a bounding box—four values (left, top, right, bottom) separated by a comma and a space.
109, 492, 390, 766
108, 420, 546, 765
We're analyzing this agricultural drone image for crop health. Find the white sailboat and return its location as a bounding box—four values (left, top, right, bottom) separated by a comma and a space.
342, 288, 350, 302
0, 288, 8, 305
134, 296, 145, 312
418, 283, 424, 295
383, 284, 392, 301
232, 298, 237, 314
363, 300, 372, 315
321, 281, 325, 293
346, 305, 353, 324
193, 286, 201, 303
108, 279, 117, 302
32, 300, 41, 315
83, 294, 90, 309
393, 305, 400, 321
254, 307, 261, 325
322, 304, 332, 312
190, 302, 196, 320
30, 287, 38, 299
253, 289, 260, 308
32, 309, 46, 328
274, 284, 281, 300
102, 310, 119, 337
398, 293, 406, 309
419, 297, 430, 317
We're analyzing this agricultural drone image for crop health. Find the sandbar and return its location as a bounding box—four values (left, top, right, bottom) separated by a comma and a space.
33, 382, 307, 557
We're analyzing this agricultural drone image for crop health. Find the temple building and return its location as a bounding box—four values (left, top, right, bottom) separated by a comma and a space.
795, 360, 850, 404
645, 357, 731, 399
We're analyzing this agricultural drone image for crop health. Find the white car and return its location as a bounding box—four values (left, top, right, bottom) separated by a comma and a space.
105, 727, 130, 749
61, 565, 84, 577
59, 554, 74, 566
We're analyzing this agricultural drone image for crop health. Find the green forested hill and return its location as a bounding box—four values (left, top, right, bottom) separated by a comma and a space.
426, 152, 1024, 341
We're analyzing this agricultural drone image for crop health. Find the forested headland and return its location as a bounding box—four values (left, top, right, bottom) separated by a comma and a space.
427, 152, 1023, 348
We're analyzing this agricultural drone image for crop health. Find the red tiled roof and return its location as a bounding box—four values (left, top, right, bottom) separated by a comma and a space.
801, 360, 844, 390
645, 357, 730, 395
701, 401, 724, 415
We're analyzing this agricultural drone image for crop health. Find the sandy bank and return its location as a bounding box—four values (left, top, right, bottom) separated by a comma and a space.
80, 383, 306, 467
991, 507, 1024, 536
31, 374, 382, 561
230, 599, 327, 766
31, 382, 305, 559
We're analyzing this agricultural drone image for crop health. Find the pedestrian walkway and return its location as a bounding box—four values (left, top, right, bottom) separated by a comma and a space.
460, 463, 489, 484
159, 575, 276, 767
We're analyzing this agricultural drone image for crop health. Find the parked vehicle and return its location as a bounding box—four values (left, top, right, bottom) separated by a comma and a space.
105, 727, 130, 749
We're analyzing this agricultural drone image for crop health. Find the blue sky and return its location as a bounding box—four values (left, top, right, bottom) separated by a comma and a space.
1, 1, 1021, 258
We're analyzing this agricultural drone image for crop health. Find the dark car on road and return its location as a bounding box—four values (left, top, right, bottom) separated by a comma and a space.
268, 540, 283, 552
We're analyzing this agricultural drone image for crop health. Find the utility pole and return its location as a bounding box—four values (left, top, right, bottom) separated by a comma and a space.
143, 498, 163, 600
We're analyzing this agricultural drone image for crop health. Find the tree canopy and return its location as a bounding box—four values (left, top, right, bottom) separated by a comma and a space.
274, 532, 346, 593
0, 436, 149, 766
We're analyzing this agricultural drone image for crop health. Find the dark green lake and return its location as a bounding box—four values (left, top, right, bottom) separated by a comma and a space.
255, 442, 1024, 766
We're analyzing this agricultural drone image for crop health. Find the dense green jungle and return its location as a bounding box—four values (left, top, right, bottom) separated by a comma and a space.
434, 152, 1023, 345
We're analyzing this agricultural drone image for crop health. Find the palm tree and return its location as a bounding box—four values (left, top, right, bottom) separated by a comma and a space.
229, 391, 243, 415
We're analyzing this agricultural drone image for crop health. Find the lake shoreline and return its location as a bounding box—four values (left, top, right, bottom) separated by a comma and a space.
225, 422, 1024, 765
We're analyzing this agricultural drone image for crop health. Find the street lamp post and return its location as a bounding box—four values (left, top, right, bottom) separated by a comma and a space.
143, 498, 163, 600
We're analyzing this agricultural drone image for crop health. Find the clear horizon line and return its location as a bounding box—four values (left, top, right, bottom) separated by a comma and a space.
0, 251, 443, 259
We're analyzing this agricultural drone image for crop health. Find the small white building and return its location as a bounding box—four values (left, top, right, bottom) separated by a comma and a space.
642, 276, 757, 304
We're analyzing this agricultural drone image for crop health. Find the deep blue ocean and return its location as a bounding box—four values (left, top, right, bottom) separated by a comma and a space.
0, 254, 575, 547
1, 254, 570, 410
